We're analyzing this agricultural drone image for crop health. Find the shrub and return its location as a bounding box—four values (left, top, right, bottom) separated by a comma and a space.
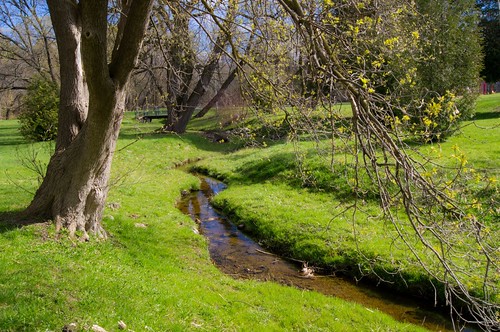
404, 91, 464, 142
409, 0, 482, 141
18, 78, 59, 141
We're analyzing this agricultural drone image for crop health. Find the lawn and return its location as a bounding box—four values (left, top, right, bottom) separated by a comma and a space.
192, 94, 500, 317
0, 114, 430, 331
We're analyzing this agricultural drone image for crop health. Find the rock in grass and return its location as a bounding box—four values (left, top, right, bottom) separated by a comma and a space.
91, 325, 108, 332
118, 320, 127, 330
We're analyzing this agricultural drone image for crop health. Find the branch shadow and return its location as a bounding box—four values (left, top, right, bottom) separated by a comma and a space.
0, 211, 23, 233
0, 125, 30, 146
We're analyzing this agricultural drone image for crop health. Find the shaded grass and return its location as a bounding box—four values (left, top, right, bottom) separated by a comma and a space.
187, 103, 354, 134
0, 117, 427, 331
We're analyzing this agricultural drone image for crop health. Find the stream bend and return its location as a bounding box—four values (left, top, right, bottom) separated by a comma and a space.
178, 176, 466, 332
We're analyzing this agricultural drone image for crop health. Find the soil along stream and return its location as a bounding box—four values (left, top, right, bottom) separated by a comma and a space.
178, 176, 460, 332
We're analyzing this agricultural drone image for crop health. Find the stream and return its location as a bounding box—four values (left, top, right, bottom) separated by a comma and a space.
177, 176, 469, 332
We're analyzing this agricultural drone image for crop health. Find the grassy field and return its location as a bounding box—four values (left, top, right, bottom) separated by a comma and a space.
0, 115, 430, 330
192, 94, 500, 306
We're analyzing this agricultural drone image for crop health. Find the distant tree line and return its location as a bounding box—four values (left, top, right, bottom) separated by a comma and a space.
1, 0, 495, 127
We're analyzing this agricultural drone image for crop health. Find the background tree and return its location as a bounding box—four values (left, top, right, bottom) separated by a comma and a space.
411, 0, 482, 140
21, 0, 153, 240
352, 0, 483, 142
129, 0, 248, 133
236, 0, 482, 142
477, 0, 500, 82
0, 0, 57, 118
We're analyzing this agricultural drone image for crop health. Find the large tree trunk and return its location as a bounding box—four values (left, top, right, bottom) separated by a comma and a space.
23, 88, 125, 239
21, 0, 152, 239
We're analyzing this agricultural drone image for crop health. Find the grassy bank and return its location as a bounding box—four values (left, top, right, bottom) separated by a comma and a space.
0, 116, 429, 331
192, 94, 499, 305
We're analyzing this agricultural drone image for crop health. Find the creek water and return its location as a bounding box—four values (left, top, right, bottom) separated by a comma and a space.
177, 176, 466, 332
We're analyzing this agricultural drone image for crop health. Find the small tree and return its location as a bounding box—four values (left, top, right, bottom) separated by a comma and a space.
18, 78, 59, 141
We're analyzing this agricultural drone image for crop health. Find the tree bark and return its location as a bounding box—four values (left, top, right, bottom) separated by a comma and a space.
21, 0, 153, 239
163, 3, 238, 133
46, 0, 87, 150
164, 40, 225, 133
194, 65, 239, 119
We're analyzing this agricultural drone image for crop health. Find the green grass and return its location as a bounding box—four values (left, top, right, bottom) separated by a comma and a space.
187, 103, 354, 134
0, 116, 427, 331
0, 120, 50, 212
458, 95, 499, 170
419, 93, 500, 171
192, 143, 429, 289
192, 94, 500, 305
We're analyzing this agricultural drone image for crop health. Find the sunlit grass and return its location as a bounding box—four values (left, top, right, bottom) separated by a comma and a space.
0, 116, 427, 331
192, 94, 500, 305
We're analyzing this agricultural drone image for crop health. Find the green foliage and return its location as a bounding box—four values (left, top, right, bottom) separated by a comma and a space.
317, 0, 482, 142
385, 0, 482, 142
18, 78, 59, 142
370, 0, 481, 142
244, 73, 278, 113
414, 0, 481, 112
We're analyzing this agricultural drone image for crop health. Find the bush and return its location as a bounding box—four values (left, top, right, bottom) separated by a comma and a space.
404, 91, 464, 142
409, 0, 482, 141
18, 78, 59, 141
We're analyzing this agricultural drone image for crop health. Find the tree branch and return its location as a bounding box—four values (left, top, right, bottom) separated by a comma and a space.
109, 0, 154, 88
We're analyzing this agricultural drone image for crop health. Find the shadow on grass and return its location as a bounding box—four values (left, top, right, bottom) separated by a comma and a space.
191, 151, 295, 185
473, 111, 500, 121
0, 139, 28, 146
0, 210, 47, 234
0, 137, 29, 146
233, 152, 296, 183
118, 130, 243, 153
199, 150, 379, 201
0, 211, 25, 233
0, 124, 30, 146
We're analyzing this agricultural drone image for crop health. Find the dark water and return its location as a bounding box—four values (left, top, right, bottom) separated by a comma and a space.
178, 176, 469, 332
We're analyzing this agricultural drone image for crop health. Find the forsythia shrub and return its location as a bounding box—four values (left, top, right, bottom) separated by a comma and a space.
403, 92, 464, 142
